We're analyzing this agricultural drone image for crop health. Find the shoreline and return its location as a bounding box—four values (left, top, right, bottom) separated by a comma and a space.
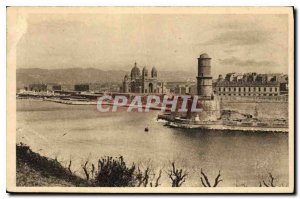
162, 120, 288, 133
17, 98, 289, 133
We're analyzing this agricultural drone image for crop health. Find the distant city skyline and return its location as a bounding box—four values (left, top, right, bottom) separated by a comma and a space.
15, 11, 289, 77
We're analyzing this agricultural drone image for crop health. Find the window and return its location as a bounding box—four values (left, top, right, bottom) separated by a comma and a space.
258, 87, 261, 92
219, 87, 221, 91
270, 88, 272, 92
264, 87, 266, 92
223, 88, 225, 92
229, 88, 231, 91
239, 87, 241, 92
275, 87, 278, 92
234, 88, 236, 91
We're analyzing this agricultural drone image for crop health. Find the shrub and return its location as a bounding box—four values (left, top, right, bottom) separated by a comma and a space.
94, 156, 136, 187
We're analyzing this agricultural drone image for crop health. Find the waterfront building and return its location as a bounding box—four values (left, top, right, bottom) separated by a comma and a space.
213, 73, 288, 97
122, 62, 158, 93
28, 83, 47, 92
165, 81, 196, 95
194, 53, 221, 121
172, 53, 221, 122
197, 53, 213, 99
214, 82, 281, 97
27, 83, 61, 92
46, 83, 61, 92
74, 84, 89, 92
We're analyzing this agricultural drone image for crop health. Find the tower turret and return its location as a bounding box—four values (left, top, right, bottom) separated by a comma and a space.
151, 67, 157, 78
142, 66, 148, 77
197, 53, 213, 98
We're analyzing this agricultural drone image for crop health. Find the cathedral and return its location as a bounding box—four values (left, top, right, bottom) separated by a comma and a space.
122, 62, 158, 93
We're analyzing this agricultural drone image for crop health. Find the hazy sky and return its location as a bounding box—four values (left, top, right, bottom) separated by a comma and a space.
16, 13, 289, 77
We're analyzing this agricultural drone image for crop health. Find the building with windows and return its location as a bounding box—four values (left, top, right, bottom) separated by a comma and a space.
122, 62, 158, 93
214, 82, 281, 97
28, 83, 47, 92
46, 83, 61, 91
214, 73, 288, 97
74, 84, 89, 92
28, 83, 61, 92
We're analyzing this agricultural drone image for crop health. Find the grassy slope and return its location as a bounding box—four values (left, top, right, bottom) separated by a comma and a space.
16, 160, 75, 187
16, 144, 89, 187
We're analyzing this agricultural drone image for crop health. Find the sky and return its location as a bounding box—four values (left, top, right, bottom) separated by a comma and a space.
16, 12, 289, 77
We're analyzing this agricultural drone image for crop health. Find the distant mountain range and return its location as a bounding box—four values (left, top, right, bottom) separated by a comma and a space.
16, 68, 196, 88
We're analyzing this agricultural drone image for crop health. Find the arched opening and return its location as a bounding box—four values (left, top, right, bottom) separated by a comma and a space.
149, 83, 153, 93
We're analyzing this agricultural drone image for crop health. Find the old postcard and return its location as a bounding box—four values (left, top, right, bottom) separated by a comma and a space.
6, 7, 294, 193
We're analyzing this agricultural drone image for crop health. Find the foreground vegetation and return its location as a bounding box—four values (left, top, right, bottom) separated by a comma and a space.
16, 143, 284, 187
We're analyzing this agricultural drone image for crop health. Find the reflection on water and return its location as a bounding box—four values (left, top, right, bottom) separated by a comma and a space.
16, 100, 289, 187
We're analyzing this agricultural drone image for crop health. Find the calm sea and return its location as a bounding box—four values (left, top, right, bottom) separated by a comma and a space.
16, 99, 289, 187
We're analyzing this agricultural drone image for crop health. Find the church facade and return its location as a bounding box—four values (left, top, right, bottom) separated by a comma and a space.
122, 62, 158, 93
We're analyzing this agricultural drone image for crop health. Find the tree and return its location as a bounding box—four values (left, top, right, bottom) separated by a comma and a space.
259, 173, 276, 187
168, 162, 188, 187
136, 166, 162, 187
200, 169, 222, 187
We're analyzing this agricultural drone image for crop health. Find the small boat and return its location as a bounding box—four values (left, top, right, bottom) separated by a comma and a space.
144, 127, 149, 132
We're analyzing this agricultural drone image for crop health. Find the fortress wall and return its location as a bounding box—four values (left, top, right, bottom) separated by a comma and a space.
190, 98, 221, 121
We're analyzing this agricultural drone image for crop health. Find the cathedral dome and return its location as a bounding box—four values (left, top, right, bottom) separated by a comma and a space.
131, 62, 141, 78
199, 53, 210, 59
131, 66, 140, 75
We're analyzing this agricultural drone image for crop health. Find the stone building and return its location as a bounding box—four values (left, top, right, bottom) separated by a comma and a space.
213, 72, 288, 97
194, 53, 221, 121
74, 84, 89, 92
214, 82, 281, 97
46, 83, 61, 91
28, 83, 47, 92
28, 83, 61, 92
197, 53, 213, 99
122, 62, 158, 93
171, 54, 221, 122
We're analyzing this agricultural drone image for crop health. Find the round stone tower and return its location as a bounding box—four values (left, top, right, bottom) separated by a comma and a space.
197, 53, 213, 98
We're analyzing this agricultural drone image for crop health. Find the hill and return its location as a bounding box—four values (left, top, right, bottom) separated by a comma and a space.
16, 68, 196, 88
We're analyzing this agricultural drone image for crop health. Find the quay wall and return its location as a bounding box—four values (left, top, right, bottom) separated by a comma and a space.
221, 101, 288, 121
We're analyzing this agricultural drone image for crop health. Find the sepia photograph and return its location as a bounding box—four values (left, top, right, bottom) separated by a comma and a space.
6, 6, 294, 193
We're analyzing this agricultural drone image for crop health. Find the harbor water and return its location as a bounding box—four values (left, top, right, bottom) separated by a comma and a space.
16, 99, 289, 187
